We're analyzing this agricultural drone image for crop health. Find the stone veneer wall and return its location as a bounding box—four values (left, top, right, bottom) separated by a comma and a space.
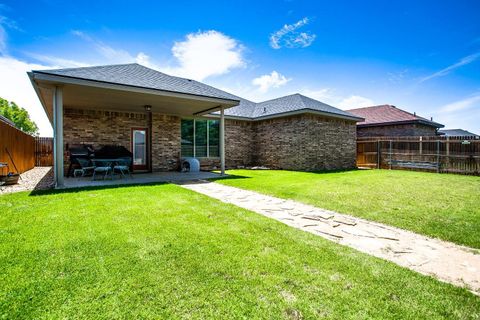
253, 114, 357, 171
357, 123, 438, 137
63, 108, 180, 173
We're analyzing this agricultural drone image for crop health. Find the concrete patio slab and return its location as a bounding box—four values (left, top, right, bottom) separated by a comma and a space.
62, 171, 222, 189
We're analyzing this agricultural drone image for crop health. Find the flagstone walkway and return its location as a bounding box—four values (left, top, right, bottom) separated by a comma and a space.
179, 180, 480, 294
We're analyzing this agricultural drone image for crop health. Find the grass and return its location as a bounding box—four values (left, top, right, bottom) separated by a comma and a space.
0, 183, 479, 319
214, 169, 480, 249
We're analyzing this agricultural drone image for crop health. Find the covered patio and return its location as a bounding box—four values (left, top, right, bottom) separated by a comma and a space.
28, 64, 240, 188
63, 171, 222, 189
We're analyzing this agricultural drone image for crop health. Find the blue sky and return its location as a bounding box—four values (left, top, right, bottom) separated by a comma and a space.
0, 0, 479, 136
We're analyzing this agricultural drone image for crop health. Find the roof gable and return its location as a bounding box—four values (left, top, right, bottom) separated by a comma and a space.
250, 93, 359, 119
347, 105, 443, 128
33, 63, 240, 102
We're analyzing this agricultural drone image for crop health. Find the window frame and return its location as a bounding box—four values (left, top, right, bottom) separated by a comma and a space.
181, 118, 220, 158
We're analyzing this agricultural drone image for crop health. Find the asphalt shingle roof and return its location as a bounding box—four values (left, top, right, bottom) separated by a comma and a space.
252, 94, 359, 119
439, 129, 479, 137
33, 63, 361, 121
347, 105, 443, 128
33, 63, 240, 102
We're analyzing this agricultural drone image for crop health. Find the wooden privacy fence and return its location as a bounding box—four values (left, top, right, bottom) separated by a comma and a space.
357, 136, 480, 175
35, 137, 54, 166
0, 120, 35, 173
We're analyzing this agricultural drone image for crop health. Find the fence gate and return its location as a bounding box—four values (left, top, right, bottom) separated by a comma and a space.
35, 137, 54, 166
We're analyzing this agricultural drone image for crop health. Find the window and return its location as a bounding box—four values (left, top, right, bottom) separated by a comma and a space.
208, 120, 219, 157
181, 119, 220, 157
181, 119, 194, 157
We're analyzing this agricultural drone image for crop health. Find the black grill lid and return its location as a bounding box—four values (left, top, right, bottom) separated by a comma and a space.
94, 145, 132, 159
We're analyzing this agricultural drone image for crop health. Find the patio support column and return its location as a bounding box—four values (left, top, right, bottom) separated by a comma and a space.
220, 106, 225, 175
53, 86, 64, 187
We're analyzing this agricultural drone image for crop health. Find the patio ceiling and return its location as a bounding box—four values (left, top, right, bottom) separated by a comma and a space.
28, 72, 240, 124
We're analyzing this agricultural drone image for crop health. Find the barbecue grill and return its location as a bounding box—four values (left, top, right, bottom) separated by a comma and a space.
94, 145, 133, 159
67, 144, 94, 177
67, 144, 132, 177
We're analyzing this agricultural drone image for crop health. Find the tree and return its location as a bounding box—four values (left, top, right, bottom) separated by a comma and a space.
0, 97, 39, 135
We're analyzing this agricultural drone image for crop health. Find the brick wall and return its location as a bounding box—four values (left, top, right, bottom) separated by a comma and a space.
357, 123, 438, 137
63, 108, 181, 173
253, 114, 357, 171
64, 108, 358, 174
151, 114, 181, 171
197, 119, 254, 170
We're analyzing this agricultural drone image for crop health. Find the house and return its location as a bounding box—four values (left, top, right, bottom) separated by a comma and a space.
439, 129, 479, 137
28, 63, 362, 187
347, 105, 444, 137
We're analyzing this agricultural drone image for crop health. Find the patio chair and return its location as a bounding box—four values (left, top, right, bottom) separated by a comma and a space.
74, 158, 95, 177
92, 160, 112, 180
113, 157, 132, 179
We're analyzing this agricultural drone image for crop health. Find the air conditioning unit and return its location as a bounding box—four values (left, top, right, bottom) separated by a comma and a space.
181, 157, 200, 172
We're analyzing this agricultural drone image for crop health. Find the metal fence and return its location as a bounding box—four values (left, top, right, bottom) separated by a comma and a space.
357, 136, 480, 175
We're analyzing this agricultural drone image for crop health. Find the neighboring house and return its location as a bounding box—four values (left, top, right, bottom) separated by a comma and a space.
439, 129, 479, 137
347, 105, 444, 137
28, 63, 362, 187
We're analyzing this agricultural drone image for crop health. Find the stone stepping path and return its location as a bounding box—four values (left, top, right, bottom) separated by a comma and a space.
178, 180, 480, 294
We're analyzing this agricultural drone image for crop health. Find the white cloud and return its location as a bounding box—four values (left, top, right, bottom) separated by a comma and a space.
162, 30, 245, 81
0, 22, 5, 54
298, 88, 334, 103
270, 17, 316, 49
439, 94, 480, 113
299, 88, 374, 110
419, 52, 480, 83
0, 15, 15, 55
338, 95, 375, 109
72, 30, 136, 63
27, 53, 90, 68
0, 56, 52, 136
252, 71, 291, 92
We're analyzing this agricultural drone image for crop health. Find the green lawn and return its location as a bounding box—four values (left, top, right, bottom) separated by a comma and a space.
0, 184, 479, 319
215, 169, 480, 249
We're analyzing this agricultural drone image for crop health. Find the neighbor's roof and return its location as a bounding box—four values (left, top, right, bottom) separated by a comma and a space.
347, 105, 444, 128
439, 129, 479, 137
32, 63, 240, 103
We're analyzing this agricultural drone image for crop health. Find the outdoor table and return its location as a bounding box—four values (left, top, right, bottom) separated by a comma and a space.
92, 159, 128, 180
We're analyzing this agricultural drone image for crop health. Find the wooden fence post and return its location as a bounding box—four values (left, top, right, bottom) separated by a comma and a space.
419, 136, 422, 155
377, 140, 380, 169
389, 140, 392, 170
436, 140, 440, 173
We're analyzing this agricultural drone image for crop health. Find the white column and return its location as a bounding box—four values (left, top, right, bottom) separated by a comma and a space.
220, 107, 225, 175
53, 86, 64, 187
